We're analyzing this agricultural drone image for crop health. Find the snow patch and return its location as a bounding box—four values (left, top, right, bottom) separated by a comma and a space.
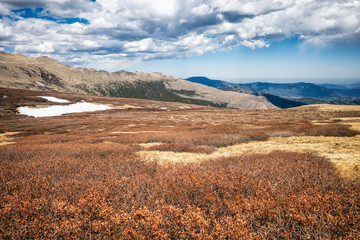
38, 96, 70, 103
18, 101, 113, 118
2, 95, 7, 98
36, 81, 45, 87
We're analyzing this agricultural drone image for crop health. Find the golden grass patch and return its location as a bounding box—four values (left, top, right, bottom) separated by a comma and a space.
178, 106, 192, 109
107, 104, 143, 109
0, 132, 19, 146
329, 117, 360, 131
302, 104, 360, 112
138, 135, 360, 179
138, 142, 164, 148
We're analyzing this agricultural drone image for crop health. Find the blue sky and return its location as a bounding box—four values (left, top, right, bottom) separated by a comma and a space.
0, 0, 360, 83
127, 38, 360, 82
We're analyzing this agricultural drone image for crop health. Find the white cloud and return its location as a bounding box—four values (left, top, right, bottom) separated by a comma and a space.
83, 40, 100, 49
0, 19, 12, 39
190, 4, 213, 16
90, 17, 117, 29
124, 38, 155, 52
0, 3, 11, 15
177, 34, 210, 47
0, 0, 359, 69
212, 0, 296, 16
241, 40, 269, 49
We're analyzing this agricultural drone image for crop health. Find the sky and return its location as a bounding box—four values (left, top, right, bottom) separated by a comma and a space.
0, 0, 360, 83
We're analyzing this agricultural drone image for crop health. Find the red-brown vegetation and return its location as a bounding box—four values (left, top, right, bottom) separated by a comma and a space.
265, 122, 359, 137
1, 142, 359, 239
1, 87, 360, 239
146, 142, 214, 154
298, 124, 359, 137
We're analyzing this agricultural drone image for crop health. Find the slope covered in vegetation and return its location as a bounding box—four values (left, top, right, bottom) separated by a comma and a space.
1, 88, 360, 239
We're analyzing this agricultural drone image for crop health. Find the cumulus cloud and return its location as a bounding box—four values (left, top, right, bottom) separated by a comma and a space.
0, 0, 359, 69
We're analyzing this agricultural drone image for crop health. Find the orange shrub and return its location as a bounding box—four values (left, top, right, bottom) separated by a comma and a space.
298, 124, 359, 137
265, 122, 359, 137
1, 143, 359, 239
146, 142, 214, 154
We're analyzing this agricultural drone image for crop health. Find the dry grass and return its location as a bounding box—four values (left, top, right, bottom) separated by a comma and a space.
107, 104, 143, 110
1, 143, 359, 239
304, 104, 360, 112
1, 87, 360, 238
139, 135, 360, 179
0, 132, 19, 146
331, 117, 360, 131
146, 142, 214, 154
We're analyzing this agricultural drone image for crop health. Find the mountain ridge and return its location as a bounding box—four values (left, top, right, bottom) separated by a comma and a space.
185, 77, 306, 108
0, 52, 277, 109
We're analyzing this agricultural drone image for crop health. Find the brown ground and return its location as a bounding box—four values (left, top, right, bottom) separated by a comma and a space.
1, 87, 360, 239
2, 88, 359, 178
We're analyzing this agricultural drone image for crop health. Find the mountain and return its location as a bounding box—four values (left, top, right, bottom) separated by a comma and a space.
0, 52, 276, 109
185, 76, 238, 89
320, 83, 360, 90
185, 77, 360, 103
185, 77, 306, 108
251, 92, 305, 109
237, 82, 341, 99
318, 83, 360, 99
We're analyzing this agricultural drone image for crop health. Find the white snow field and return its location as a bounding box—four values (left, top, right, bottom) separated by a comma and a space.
18, 101, 113, 118
38, 96, 70, 103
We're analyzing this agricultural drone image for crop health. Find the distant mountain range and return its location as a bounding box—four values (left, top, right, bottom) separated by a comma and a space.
320, 83, 360, 90
0, 52, 276, 109
186, 77, 360, 106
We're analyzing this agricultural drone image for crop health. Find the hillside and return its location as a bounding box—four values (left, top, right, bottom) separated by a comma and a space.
186, 76, 360, 103
186, 76, 239, 89
0, 52, 276, 109
238, 82, 340, 99
1, 87, 360, 239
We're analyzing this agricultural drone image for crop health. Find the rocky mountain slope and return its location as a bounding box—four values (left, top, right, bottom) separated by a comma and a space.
0, 52, 276, 109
